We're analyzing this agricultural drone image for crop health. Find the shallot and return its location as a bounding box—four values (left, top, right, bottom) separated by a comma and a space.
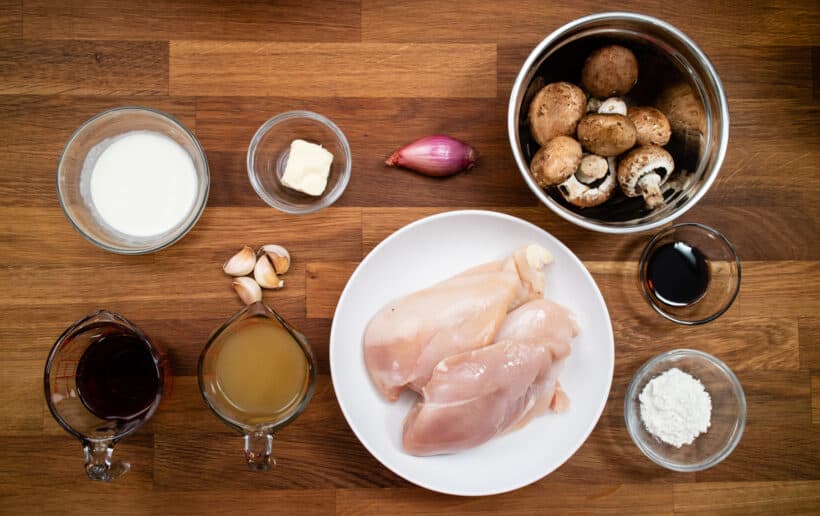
385, 135, 477, 177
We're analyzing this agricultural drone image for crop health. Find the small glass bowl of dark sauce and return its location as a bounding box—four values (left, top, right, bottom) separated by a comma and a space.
639, 223, 740, 325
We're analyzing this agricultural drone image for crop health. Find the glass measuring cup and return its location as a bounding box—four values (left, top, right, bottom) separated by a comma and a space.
44, 310, 167, 480
198, 302, 317, 470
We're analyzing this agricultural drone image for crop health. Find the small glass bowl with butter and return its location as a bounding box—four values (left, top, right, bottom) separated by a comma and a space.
247, 111, 351, 214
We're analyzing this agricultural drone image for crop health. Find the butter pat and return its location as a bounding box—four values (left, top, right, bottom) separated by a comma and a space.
280, 139, 334, 196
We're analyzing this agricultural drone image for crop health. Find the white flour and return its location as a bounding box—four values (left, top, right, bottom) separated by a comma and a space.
639, 367, 711, 448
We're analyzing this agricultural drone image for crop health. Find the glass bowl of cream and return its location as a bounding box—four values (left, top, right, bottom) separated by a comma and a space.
57, 106, 210, 254
624, 349, 746, 472
247, 111, 351, 214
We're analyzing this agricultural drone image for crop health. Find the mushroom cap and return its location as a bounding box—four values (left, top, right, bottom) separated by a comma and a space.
576, 113, 637, 157
581, 45, 639, 98
530, 136, 583, 187
655, 82, 707, 135
628, 106, 672, 146
559, 156, 617, 208
528, 82, 587, 146
617, 145, 675, 197
576, 154, 609, 182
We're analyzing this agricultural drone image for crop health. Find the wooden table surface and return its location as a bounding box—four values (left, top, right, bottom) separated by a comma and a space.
1, 1, 819, 514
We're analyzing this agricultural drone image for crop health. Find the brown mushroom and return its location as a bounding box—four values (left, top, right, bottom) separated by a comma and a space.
530, 136, 583, 187
656, 82, 707, 135
581, 45, 639, 98
576, 113, 637, 157
528, 82, 587, 146
617, 145, 675, 209
628, 106, 672, 146
558, 154, 617, 208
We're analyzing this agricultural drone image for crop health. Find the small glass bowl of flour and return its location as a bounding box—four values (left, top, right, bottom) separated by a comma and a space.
58, 107, 209, 254
625, 349, 746, 472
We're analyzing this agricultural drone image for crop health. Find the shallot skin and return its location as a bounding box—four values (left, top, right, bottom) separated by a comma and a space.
385, 135, 477, 177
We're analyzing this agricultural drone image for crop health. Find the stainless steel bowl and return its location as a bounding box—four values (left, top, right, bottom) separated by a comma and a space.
508, 12, 729, 234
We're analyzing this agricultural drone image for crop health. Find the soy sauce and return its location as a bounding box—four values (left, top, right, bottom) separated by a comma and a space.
76, 333, 160, 420
646, 241, 710, 306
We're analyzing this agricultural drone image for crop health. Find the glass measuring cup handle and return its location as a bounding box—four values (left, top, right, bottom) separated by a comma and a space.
83, 439, 129, 481
244, 431, 275, 470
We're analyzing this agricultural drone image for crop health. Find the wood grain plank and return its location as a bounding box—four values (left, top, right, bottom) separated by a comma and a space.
702, 147, 820, 209
674, 481, 820, 514
195, 96, 534, 208
800, 317, 820, 370
170, 42, 496, 98
306, 262, 358, 318
0, 0, 21, 39
0, 360, 42, 436
734, 261, 820, 319
0, 206, 361, 265
813, 373, 819, 424
2, 488, 336, 516
0, 96, 196, 207
336, 483, 673, 515
611, 316, 800, 373
153, 432, 406, 489
710, 45, 815, 100
360, 207, 818, 261
362, 0, 662, 44
730, 98, 820, 145
0, 40, 167, 95
0, 433, 153, 495
23, 0, 359, 42
813, 46, 819, 99
660, 0, 820, 46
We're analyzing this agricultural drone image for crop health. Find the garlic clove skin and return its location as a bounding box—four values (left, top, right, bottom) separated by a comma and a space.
233, 276, 262, 305
254, 255, 284, 289
223, 246, 256, 276
260, 244, 291, 275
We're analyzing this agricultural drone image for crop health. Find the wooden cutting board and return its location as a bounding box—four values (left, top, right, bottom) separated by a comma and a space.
1, 0, 818, 513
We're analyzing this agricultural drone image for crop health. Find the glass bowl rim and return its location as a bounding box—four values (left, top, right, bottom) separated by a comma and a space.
639, 222, 742, 325
624, 348, 747, 472
56, 105, 210, 255
246, 110, 352, 215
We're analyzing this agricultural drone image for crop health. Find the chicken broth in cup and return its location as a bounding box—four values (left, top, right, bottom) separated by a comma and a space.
210, 317, 310, 425
199, 302, 316, 469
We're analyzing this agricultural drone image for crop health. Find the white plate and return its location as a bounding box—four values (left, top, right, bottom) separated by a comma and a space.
330, 210, 614, 496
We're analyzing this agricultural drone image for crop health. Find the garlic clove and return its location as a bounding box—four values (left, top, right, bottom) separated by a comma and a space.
223, 246, 256, 276
260, 244, 291, 275
254, 254, 284, 289
233, 276, 262, 305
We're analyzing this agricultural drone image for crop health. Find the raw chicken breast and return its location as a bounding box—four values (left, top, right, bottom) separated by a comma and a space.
402, 299, 578, 456
402, 339, 551, 456
495, 299, 579, 360
364, 246, 553, 401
